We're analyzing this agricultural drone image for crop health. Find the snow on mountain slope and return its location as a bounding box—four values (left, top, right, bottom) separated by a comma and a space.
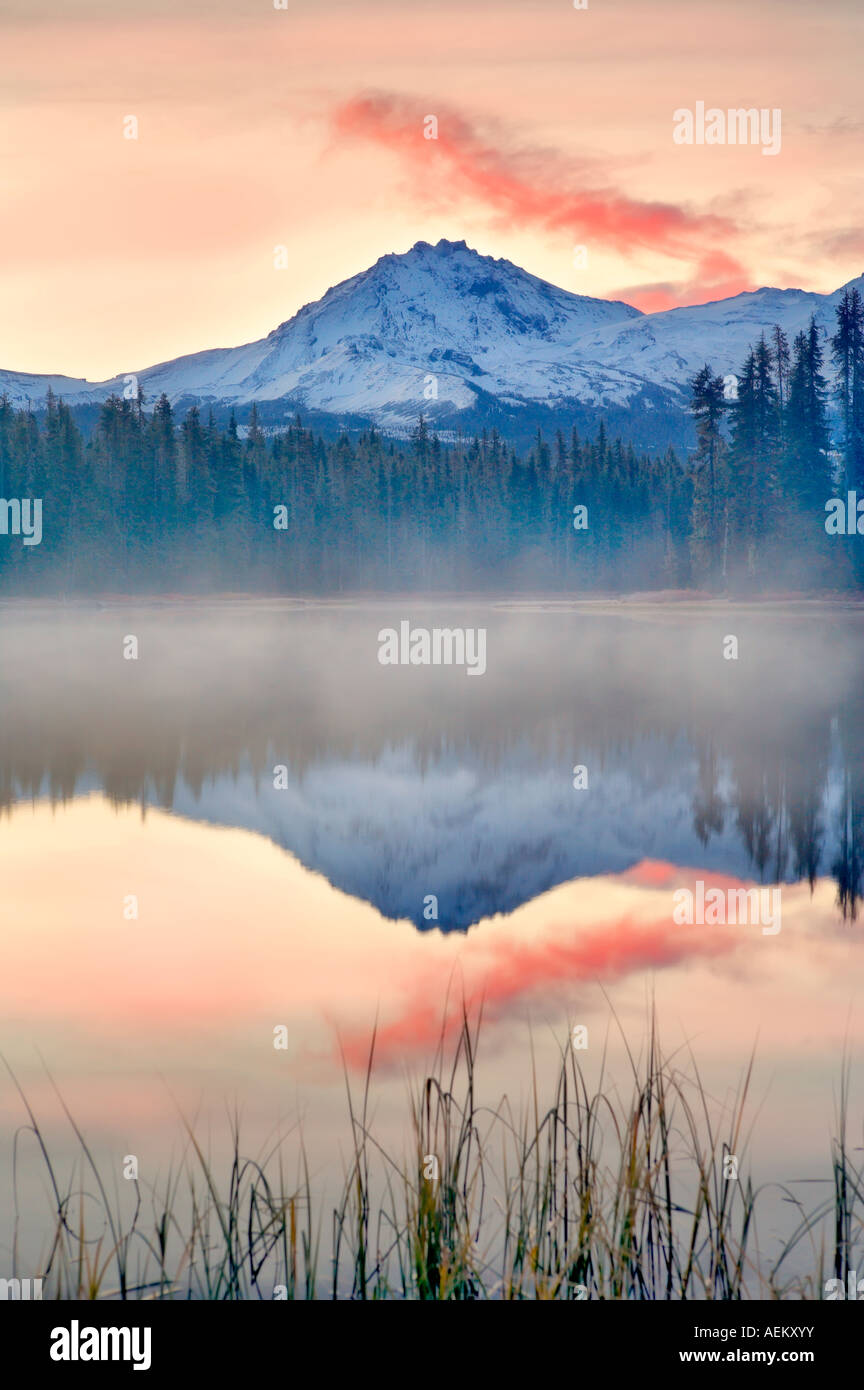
25, 741, 836, 931
0, 370, 108, 408
126, 239, 645, 420
578, 279, 864, 401
0, 241, 860, 425
14, 742, 843, 931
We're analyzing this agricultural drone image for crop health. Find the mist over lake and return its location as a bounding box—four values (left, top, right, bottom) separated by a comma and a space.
2, 598, 863, 1298
3, 0, 864, 1328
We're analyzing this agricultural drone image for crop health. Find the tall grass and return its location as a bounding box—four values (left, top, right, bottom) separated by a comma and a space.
2, 1008, 861, 1299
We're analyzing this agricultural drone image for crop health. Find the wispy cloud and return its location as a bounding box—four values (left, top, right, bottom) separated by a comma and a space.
332, 92, 753, 308
334, 905, 737, 1070
815, 226, 864, 261
612, 253, 753, 313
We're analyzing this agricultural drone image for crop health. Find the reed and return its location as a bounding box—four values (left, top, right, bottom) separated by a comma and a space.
3, 1008, 861, 1300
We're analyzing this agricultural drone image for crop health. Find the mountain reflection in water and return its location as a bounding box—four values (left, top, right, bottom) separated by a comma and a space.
1, 598, 862, 927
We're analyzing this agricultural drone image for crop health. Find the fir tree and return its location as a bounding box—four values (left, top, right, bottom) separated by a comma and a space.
688, 364, 727, 585
831, 286, 864, 491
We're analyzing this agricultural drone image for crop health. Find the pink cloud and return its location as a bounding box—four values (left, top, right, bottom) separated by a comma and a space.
617, 859, 759, 891
335, 908, 738, 1071
613, 250, 752, 312
332, 92, 754, 304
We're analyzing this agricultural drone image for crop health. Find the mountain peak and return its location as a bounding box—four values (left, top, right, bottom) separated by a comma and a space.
2, 241, 857, 440
409, 238, 470, 254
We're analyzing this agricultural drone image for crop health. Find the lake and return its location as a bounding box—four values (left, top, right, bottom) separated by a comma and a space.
1, 598, 863, 1298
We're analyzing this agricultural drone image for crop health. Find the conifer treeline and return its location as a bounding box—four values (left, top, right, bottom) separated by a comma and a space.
0, 289, 860, 594
0, 395, 692, 593
689, 288, 864, 588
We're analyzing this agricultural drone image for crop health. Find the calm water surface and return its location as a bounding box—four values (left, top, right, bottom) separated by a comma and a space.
1, 599, 863, 1292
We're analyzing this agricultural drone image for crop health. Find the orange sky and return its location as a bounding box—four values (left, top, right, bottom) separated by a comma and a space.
2, 793, 855, 1287
1, 794, 857, 1082
1, 0, 862, 379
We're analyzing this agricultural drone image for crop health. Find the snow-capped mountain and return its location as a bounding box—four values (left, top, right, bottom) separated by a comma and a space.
5, 742, 847, 931
576, 283, 859, 399
1, 239, 861, 436
166, 745, 845, 930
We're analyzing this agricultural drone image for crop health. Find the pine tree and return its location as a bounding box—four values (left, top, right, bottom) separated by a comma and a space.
688, 364, 727, 585
410, 414, 430, 466
831, 286, 864, 490
181, 406, 214, 525
725, 337, 780, 582
215, 412, 246, 522
148, 394, 179, 543
772, 324, 790, 414
786, 319, 831, 512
